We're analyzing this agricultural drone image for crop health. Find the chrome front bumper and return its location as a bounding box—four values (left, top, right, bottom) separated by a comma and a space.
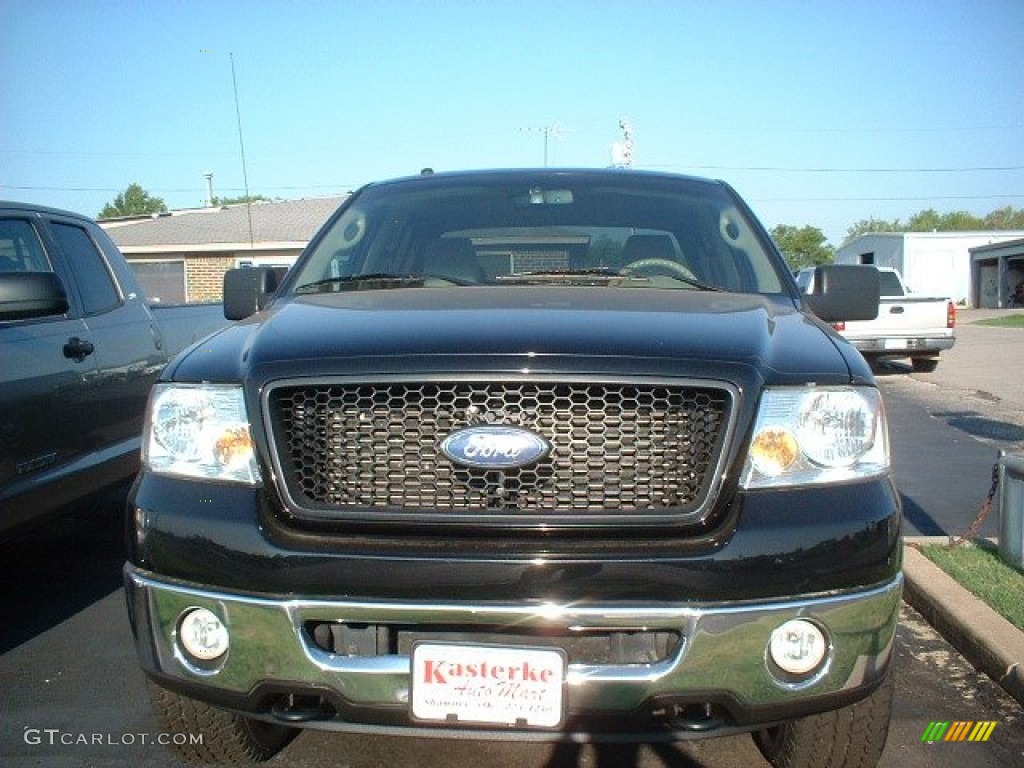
125, 566, 901, 735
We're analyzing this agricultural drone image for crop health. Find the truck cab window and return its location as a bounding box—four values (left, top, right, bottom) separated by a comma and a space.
0, 219, 52, 273
51, 222, 121, 314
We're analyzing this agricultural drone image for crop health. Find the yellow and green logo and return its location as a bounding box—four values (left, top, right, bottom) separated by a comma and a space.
921, 721, 997, 743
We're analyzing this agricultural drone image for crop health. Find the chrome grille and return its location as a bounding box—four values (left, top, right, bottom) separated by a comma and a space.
267, 380, 731, 520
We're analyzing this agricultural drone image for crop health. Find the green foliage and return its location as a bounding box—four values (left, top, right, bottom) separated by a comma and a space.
844, 217, 902, 240
844, 205, 1024, 243
98, 183, 167, 220
983, 205, 1024, 229
770, 224, 834, 271
212, 194, 272, 206
906, 208, 984, 231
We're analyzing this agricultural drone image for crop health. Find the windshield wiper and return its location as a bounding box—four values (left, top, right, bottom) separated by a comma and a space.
651, 274, 723, 292
496, 268, 649, 285
496, 267, 723, 291
295, 274, 426, 294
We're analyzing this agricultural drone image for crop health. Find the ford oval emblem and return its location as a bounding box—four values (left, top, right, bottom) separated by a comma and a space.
440, 426, 550, 470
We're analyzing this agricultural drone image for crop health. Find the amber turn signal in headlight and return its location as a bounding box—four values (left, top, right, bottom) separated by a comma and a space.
749, 427, 800, 477
143, 384, 261, 485
741, 386, 889, 489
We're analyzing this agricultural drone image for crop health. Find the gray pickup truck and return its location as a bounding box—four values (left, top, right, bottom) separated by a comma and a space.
0, 201, 229, 536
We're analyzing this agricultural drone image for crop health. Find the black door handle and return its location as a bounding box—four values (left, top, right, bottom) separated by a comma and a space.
64, 337, 95, 361
889, 306, 905, 314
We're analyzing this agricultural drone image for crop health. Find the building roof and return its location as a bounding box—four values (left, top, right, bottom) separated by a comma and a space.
970, 237, 1024, 256
101, 196, 346, 250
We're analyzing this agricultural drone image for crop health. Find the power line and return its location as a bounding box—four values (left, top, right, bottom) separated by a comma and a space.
0, 149, 236, 158
656, 164, 1024, 174
754, 194, 1024, 202
0, 183, 355, 194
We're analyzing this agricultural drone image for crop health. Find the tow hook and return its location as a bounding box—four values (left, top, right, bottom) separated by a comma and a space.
271, 694, 331, 723
652, 701, 725, 732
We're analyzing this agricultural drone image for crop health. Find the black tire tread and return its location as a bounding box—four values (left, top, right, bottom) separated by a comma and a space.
146, 680, 296, 764
754, 669, 894, 768
911, 357, 939, 373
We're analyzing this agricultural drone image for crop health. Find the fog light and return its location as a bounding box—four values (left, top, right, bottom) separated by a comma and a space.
768, 619, 826, 676
179, 608, 229, 661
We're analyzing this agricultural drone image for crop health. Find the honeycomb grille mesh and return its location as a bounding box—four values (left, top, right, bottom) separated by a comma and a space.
268, 381, 730, 517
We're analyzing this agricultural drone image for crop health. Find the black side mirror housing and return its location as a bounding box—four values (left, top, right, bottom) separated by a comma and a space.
223, 266, 288, 321
803, 265, 880, 322
0, 272, 69, 321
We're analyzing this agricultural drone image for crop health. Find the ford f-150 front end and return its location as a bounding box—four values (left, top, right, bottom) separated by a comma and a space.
125, 170, 898, 767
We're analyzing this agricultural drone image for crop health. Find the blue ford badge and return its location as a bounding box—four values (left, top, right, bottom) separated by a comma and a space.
440, 426, 550, 469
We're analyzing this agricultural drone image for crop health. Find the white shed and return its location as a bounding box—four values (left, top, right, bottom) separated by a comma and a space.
834, 232, 1024, 307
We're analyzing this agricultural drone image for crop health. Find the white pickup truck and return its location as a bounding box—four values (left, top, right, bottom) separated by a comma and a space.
797, 266, 955, 372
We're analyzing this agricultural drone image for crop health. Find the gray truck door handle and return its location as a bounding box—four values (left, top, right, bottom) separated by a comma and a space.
63, 336, 95, 361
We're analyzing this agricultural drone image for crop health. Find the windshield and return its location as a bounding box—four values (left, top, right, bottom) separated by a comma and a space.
291, 172, 786, 295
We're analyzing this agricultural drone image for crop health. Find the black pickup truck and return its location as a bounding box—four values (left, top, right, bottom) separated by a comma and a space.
0, 202, 227, 536
125, 170, 899, 767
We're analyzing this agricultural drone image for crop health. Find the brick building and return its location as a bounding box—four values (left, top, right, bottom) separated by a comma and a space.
100, 196, 346, 303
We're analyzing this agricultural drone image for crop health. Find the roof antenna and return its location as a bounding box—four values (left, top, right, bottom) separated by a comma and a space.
230, 53, 255, 248
610, 119, 634, 169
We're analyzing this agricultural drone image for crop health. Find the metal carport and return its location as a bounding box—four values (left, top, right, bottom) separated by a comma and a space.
971, 238, 1024, 308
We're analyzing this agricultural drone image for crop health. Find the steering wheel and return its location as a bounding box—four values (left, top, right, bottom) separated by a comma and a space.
621, 258, 696, 281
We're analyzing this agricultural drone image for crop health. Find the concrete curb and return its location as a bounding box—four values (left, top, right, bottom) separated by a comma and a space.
902, 537, 1024, 706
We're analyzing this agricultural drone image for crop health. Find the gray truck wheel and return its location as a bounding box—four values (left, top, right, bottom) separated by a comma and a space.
147, 680, 297, 764
752, 668, 893, 768
911, 357, 939, 373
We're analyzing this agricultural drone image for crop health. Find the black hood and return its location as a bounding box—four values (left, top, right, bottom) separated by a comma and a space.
167, 286, 866, 388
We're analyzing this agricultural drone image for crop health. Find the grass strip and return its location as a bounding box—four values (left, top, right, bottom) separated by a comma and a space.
920, 541, 1024, 631
973, 315, 1024, 328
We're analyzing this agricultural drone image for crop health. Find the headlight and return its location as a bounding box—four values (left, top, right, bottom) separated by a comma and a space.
142, 384, 260, 485
740, 386, 888, 489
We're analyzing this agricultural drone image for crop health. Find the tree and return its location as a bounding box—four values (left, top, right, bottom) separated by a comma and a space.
845, 205, 1024, 243
983, 205, 1024, 229
844, 216, 903, 241
98, 183, 167, 219
770, 224, 834, 271
212, 194, 272, 206
905, 208, 983, 232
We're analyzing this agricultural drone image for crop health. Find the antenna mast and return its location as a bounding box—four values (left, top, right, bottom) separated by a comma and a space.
230, 53, 255, 248
521, 124, 574, 167
610, 119, 634, 168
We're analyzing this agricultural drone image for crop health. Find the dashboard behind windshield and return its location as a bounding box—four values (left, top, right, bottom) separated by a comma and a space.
292, 174, 786, 295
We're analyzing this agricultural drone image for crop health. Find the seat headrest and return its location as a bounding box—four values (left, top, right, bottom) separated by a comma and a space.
422, 238, 485, 284
620, 234, 677, 262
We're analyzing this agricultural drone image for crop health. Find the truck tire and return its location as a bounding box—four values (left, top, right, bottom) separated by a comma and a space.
911, 357, 939, 373
752, 667, 893, 768
147, 680, 297, 764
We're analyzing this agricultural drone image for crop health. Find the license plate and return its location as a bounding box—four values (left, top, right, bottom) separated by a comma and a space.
883, 338, 906, 350
410, 643, 566, 728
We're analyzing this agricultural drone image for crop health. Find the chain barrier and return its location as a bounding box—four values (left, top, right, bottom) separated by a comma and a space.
945, 452, 1003, 550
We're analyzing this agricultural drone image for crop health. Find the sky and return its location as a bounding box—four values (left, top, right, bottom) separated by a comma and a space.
2, 0, 1023, 245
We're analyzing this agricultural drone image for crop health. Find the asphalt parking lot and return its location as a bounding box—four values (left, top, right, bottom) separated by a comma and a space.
1, 309, 1021, 767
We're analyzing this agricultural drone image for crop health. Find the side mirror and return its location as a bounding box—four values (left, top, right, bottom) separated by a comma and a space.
223, 266, 288, 321
0, 272, 69, 321
803, 265, 880, 322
